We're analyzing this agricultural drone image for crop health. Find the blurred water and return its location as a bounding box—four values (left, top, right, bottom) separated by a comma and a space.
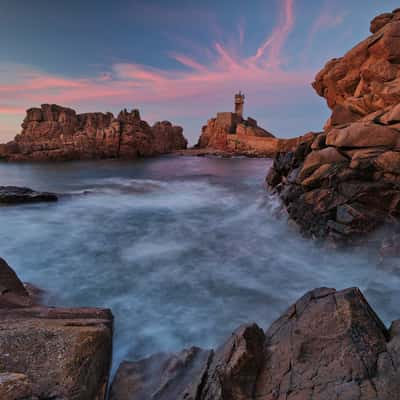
0, 156, 399, 372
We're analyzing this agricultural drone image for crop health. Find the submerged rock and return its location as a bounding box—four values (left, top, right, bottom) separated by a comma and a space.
0, 186, 58, 204
110, 287, 400, 399
267, 8, 400, 249
0, 257, 113, 399
0, 104, 187, 161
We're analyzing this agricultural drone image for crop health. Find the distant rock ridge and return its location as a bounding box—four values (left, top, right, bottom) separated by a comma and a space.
0, 104, 187, 161
267, 8, 400, 251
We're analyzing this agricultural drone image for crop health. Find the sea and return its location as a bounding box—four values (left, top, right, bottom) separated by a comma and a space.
1, 155, 399, 372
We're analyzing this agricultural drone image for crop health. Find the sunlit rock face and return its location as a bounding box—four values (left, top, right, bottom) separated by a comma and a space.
267, 9, 400, 252
195, 104, 321, 157
313, 8, 400, 128
197, 111, 276, 155
109, 287, 400, 400
0, 104, 187, 161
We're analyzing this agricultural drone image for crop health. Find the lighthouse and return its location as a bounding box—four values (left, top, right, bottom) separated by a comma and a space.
234, 91, 245, 119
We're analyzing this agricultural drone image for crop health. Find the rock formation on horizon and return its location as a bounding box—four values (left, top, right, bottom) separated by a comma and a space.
0, 104, 187, 161
195, 92, 316, 157
267, 8, 400, 250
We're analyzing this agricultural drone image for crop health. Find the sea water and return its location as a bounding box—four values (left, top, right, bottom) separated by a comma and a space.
0, 156, 399, 372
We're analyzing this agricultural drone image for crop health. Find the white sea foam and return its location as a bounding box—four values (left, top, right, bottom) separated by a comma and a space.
0, 156, 399, 375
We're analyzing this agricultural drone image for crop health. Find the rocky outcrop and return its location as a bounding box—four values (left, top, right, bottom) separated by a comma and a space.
109, 287, 400, 400
0, 104, 187, 161
0, 257, 113, 399
313, 9, 400, 125
197, 112, 274, 148
195, 111, 317, 157
0, 186, 58, 204
267, 8, 400, 247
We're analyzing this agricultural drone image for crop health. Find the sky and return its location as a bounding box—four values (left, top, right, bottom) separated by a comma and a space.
0, 1, 399, 144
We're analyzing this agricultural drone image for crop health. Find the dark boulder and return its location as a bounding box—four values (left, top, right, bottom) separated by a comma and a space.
0, 186, 58, 204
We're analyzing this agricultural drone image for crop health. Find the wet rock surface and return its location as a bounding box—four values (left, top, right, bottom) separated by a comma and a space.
267, 9, 400, 249
0, 257, 113, 399
110, 287, 400, 400
0, 186, 58, 204
0, 104, 187, 161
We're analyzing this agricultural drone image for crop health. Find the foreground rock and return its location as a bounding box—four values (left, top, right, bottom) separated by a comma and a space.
0, 257, 113, 399
267, 8, 400, 248
0, 186, 58, 204
0, 104, 187, 161
110, 287, 400, 400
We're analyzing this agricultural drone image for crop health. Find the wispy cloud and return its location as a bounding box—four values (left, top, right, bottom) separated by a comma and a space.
302, 2, 347, 63
0, 0, 313, 142
252, 0, 295, 67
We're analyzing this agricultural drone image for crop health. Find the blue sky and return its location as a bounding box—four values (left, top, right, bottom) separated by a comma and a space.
0, 0, 398, 144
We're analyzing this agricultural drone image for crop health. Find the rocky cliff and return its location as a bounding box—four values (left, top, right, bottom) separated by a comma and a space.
109, 287, 400, 400
267, 8, 400, 249
0, 104, 187, 161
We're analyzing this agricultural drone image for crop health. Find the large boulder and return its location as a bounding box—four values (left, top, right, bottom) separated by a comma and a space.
297, 147, 348, 181
313, 8, 400, 122
0, 104, 187, 161
326, 123, 399, 148
0, 257, 113, 399
110, 287, 400, 400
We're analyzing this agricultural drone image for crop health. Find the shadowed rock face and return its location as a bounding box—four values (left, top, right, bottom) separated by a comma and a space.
110, 287, 400, 400
0, 257, 113, 400
0, 186, 58, 205
267, 9, 400, 250
0, 104, 187, 161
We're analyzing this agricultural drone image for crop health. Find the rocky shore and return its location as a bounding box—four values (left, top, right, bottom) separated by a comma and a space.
0, 104, 187, 161
267, 9, 400, 249
1, 256, 399, 400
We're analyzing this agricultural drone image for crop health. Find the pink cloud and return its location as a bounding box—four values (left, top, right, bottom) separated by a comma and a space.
0, 0, 314, 143
252, 0, 295, 67
0, 105, 25, 114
